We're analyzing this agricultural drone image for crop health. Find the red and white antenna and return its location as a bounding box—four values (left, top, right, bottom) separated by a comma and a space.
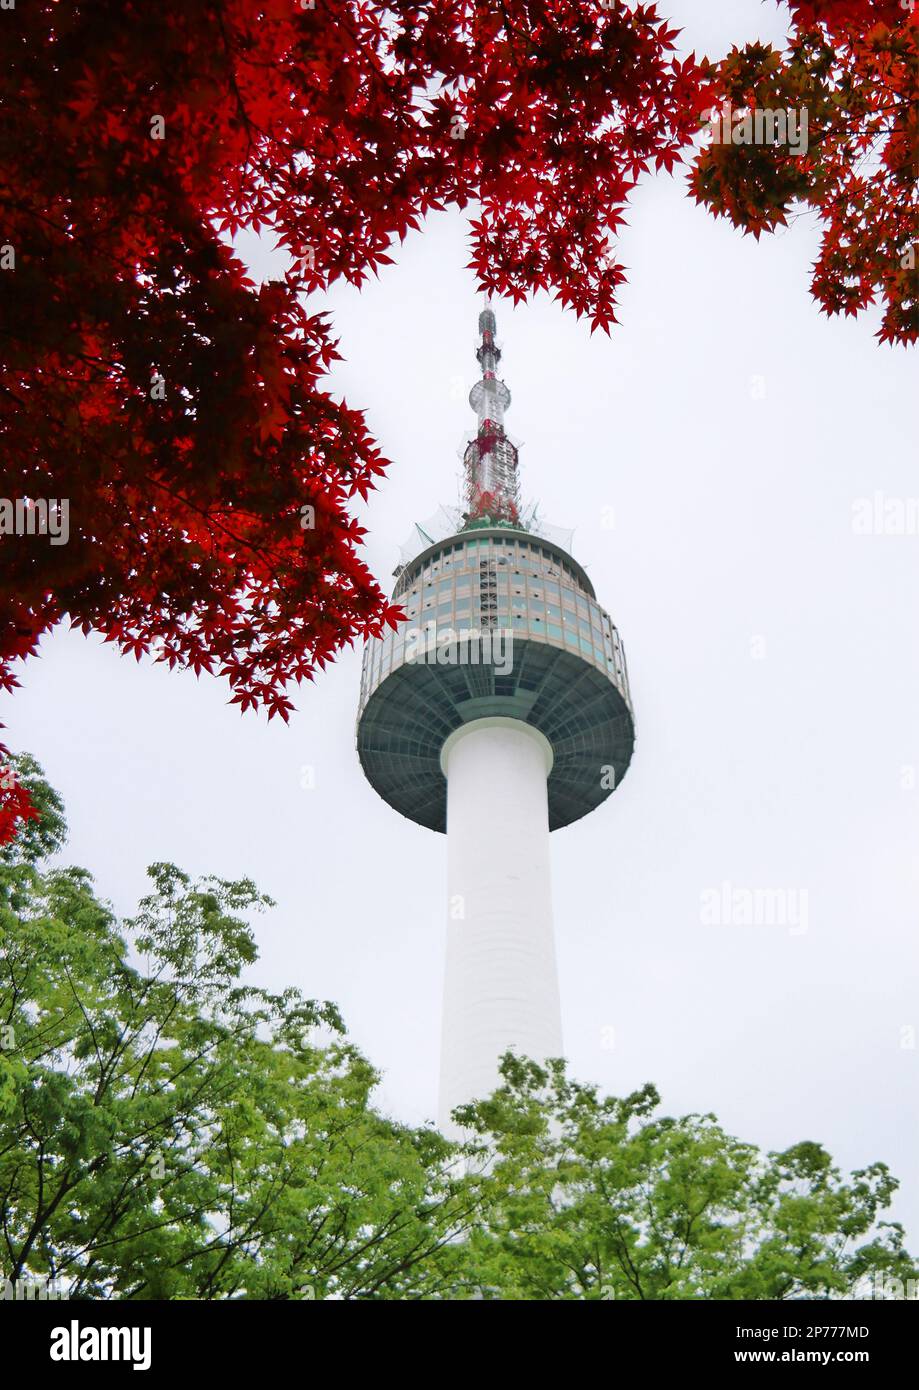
463, 302, 521, 527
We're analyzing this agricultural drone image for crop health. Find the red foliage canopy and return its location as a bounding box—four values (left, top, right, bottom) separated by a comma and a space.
0, 0, 705, 838
1, 1, 910, 840
690, 0, 918, 344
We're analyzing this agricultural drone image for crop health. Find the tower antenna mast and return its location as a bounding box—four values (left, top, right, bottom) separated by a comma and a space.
463, 301, 521, 527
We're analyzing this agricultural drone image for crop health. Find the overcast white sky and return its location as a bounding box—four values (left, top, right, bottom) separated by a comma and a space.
12, 1, 919, 1241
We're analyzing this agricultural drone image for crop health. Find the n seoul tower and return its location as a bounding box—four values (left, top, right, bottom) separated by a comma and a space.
357, 306, 635, 1133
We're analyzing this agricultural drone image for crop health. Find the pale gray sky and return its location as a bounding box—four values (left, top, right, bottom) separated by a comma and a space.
13, 1, 919, 1239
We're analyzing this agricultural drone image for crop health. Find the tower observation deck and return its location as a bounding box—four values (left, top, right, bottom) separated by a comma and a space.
356, 306, 635, 1133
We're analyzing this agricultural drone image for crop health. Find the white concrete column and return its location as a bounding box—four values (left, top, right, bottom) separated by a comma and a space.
438, 717, 562, 1134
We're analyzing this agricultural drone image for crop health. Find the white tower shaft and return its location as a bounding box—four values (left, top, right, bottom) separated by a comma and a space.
438, 718, 563, 1134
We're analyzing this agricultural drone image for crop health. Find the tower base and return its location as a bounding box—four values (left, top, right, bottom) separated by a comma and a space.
438, 718, 563, 1135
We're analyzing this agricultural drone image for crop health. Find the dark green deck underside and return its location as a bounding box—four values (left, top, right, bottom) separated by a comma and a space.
357, 639, 635, 833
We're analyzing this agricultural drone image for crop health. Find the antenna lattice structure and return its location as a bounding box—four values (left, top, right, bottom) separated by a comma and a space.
463, 305, 521, 527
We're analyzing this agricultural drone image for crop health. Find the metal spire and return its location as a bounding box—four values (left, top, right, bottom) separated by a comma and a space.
463, 302, 521, 527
